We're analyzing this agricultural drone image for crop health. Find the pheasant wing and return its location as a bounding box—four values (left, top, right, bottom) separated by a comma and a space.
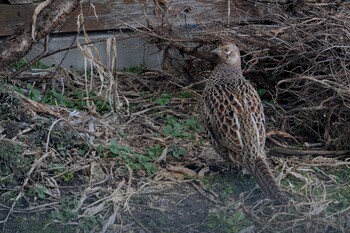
242, 84, 266, 147
202, 83, 244, 153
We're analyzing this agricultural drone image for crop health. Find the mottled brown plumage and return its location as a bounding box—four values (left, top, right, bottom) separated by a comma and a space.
201, 42, 288, 203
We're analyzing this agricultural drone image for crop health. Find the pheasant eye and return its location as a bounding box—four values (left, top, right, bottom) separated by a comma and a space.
223, 48, 230, 54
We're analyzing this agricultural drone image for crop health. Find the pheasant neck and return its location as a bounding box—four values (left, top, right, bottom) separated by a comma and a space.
218, 62, 243, 78
230, 63, 242, 74
224, 55, 242, 72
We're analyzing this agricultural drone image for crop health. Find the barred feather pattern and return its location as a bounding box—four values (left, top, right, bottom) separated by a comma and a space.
201, 43, 289, 203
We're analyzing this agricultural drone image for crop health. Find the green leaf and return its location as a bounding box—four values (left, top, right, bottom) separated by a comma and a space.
172, 148, 187, 158
27, 84, 41, 101
258, 88, 267, 96
109, 141, 120, 155
35, 185, 48, 199
163, 125, 173, 135
96, 144, 104, 154
154, 93, 171, 106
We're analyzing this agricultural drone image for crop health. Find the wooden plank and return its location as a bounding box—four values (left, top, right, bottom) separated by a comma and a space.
0, 0, 254, 36
3, 0, 42, 3
8, 0, 33, 4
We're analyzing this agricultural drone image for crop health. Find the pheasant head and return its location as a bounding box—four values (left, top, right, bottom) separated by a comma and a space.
212, 42, 241, 71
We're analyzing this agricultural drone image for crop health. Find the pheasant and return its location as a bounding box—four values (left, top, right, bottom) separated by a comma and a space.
201, 42, 289, 203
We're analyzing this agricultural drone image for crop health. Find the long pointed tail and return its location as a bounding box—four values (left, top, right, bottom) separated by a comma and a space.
246, 157, 289, 204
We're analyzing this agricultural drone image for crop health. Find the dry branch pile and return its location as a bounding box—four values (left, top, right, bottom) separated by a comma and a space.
133, 0, 350, 151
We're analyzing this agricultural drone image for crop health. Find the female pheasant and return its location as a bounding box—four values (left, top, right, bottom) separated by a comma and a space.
201, 42, 288, 203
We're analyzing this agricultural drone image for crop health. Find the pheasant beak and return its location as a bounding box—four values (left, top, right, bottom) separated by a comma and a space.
211, 48, 220, 55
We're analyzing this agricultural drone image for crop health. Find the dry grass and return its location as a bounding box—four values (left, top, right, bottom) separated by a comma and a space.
1, 63, 350, 232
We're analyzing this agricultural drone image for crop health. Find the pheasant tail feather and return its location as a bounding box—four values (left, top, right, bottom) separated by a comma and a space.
247, 157, 289, 204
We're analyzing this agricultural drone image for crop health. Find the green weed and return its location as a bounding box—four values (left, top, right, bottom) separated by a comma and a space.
121, 63, 145, 74
42, 89, 74, 108
78, 144, 90, 156
33, 185, 49, 199
14, 83, 113, 114
50, 198, 79, 222
334, 167, 350, 183
12, 59, 50, 70
328, 185, 350, 212
48, 163, 66, 173
177, 90, 193, 98
203, 175, 235, 200
97, 141, 162, 175
47, 163, 75, 182
281, 173, 305, 192
49, 197, 103, 232
145, 144, 163, 158
154, 93, 171, 106
80, 216, 104, 232
27, 84, 42, 102
12, 60, 27, 70
62, 172, 74, 182
205, 211, 252, 233
162, 115, 202, 138
203, 174, 255, 200
161, 115, 202, 159
258, 88, 267, 97
170, 146, 187, 158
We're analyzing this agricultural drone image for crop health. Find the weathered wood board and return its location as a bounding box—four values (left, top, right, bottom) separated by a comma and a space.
0, 0, 254, 36
8, 0, 33, 4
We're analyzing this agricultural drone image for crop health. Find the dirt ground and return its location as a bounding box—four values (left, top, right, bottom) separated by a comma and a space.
1, 67, 350, 233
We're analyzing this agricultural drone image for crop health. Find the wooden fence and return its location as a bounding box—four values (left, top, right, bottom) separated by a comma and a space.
0, 0, 255, 36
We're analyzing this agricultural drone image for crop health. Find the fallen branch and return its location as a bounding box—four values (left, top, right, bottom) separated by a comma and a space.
0, 0, 80, 70
270, 147, 350, 157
